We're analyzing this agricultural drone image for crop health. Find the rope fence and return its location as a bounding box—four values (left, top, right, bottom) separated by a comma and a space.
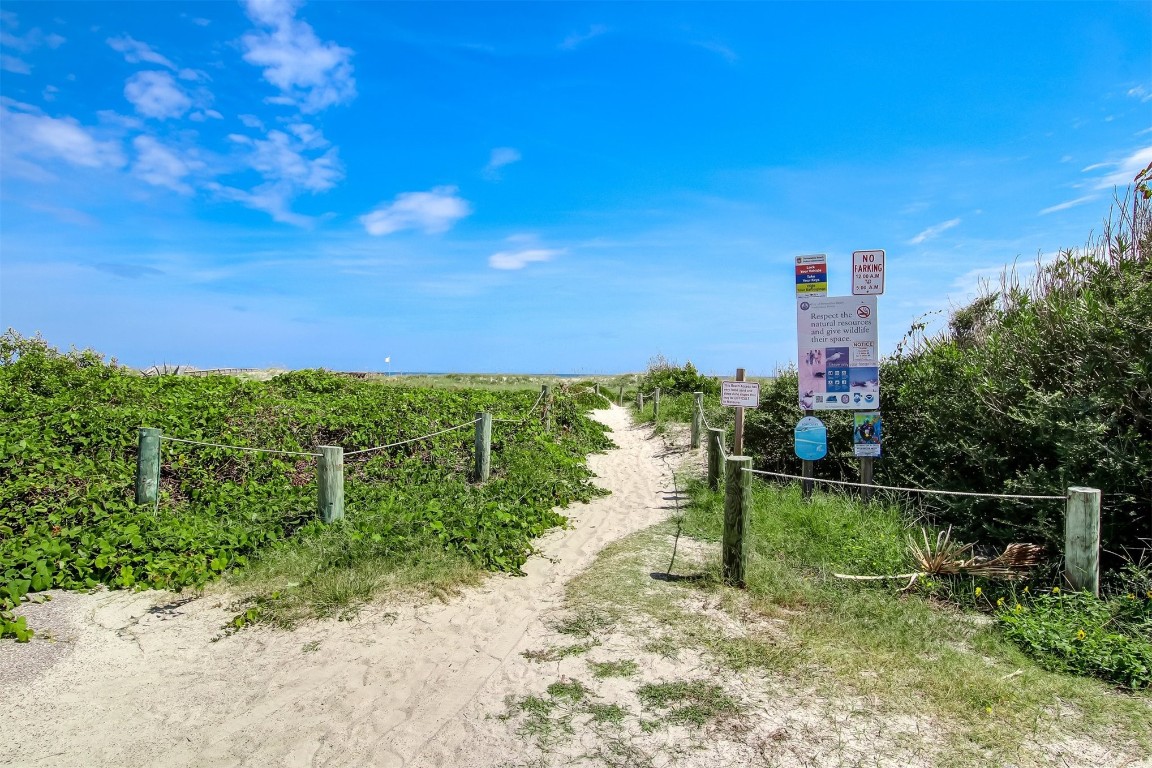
137, 386, 559, 524
742, 468, 1066, 501
344, 418, 481, 457
159, 435, 321, 457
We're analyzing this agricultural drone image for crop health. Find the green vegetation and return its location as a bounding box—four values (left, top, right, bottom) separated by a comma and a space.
564, 485, 1151, 764
636, 680, 741, 727
1, 332, 613, 639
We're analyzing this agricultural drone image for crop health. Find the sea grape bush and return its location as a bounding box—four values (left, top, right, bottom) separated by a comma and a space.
0, 333, 612, 640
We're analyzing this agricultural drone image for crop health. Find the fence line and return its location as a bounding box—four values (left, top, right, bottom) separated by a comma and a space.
159, 435, 321, 458
492, 389, 546, 424
742, 468, 1065, 501
344, 418, 482, 457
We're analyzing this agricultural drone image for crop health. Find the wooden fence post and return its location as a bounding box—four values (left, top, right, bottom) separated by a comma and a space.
593, 383, 600, 397
1065, 487, 1101, 596
691, 391, 703, 449
542, 385, 552, 431
801, 460, 814, 500
637, 391, 644, 411
733, 368, 746, 455
135, 427, 161, 505
653, 387, 661, 421
707, 428, 724, 491
318, 446, 344, 523
618, 384, 624, 406
723, 455, 752, 588
860, 457, 874, 502
474, 411, 492, 482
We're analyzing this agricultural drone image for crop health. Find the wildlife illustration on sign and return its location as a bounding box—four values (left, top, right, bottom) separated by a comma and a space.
794, 415, 828, 461
796, 291, 880, 411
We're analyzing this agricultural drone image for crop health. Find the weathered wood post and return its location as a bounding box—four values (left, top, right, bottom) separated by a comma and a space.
707, 427, 724, 491
473, 411, 492, 482
801, 408, 814, 500
618, 384, 624, 406
653, 387, 661, 421
542, 385, 552, 431
593, 383, 600, 397
135, 427, 162, 505
318, 446, 344, 523
860, 457, 874, 502
637, 391, 644, 412
723, 455, 752, 588
690, 391, 703, 449
733, 368, 746, 455
1065, 487, 1101, 596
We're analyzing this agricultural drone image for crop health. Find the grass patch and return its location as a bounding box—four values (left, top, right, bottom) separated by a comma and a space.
548, 609, 615, 638
546, 677, 591, 702
521, 641, 599, 663
588, 659, 639, 679
637, 680, 741, 727
586, 702, 629, 725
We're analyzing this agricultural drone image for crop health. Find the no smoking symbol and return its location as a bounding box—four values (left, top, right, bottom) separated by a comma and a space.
856, 305, 871, 319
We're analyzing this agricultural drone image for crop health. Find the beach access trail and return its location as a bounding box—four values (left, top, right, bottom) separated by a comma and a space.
0, 404, 676, 768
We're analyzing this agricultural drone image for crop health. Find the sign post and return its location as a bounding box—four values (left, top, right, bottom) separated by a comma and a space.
732, 368, 747, 455
852, 411, 882, 502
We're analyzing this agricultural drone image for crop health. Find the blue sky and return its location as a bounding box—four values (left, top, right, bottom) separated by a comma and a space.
1, 1, 1149, 374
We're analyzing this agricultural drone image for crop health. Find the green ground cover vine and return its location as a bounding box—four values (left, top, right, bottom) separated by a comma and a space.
1, 333, 613, 639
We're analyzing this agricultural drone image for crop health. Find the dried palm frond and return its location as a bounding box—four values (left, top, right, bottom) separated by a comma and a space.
908, 526, 974, 575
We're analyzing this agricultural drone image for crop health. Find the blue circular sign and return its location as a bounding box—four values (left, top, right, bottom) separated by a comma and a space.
794, 416, 827, 461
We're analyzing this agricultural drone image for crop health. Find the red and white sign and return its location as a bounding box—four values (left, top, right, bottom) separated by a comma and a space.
852, 250, 885, 295
721, 381, 760, 408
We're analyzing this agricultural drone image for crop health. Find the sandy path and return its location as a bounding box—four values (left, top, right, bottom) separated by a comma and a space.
0, 405, 673, 768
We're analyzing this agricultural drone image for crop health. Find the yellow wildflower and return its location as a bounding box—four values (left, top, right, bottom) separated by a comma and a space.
975, 587, 982, 597
1052, 587, 1061, 594
997, 597, 1005, 607
1076, 629, 1086, 641
1014, 604, 1023, 613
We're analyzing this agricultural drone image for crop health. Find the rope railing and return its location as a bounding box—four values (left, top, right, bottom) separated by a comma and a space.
493, 389, 547, 423
741, 468, 1065, 501
159, 435, 321, 458
344, 418, 482, 457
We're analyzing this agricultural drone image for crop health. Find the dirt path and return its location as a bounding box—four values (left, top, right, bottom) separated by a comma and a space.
0, 405, 676, 768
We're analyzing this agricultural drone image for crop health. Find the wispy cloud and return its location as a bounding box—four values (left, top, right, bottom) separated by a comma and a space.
489, 247, 561, 270
1127, 85, 1152, 103
212, 124, 344, 225
0, 10, 64, 73
124, 71, 193, 119
483, 146, 521, 179
131, 136, 204, 194
1038, 195, 1099, 215
907, 217, 961, 245
560, 24, 608, 51
107, 35, 175, 69
692, 40, 738, 64
241, 0, 356, 114
0, 99, 125, 180
360, 186, 471, 236
1092, 145, 1152, 189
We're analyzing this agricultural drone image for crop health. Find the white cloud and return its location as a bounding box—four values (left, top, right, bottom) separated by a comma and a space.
0, 53, 29, 73
692, 40, 738, 64
1127, 85, 1152, 103
360, 186, 471, 236
483, 146, 521, 179
124, 70, 192, 119
132, 135, 203, 194
0, 99, 125, 180
107, 35, 175, 69
907, 218, 961, 245
211, 124, 343, 225
241, 0, 356, 114
488, 248, 561, 270
560, 24, 608, 50
1092, 145, 1152, 189
1038, 195, 1099, 215
238, 114, 265, 129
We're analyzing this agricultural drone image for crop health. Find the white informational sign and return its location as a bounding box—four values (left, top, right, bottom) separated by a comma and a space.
796, 295, 879, 411
794, 254, 828, 298
852, 250, 885, 295
721, 381, 760, 408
